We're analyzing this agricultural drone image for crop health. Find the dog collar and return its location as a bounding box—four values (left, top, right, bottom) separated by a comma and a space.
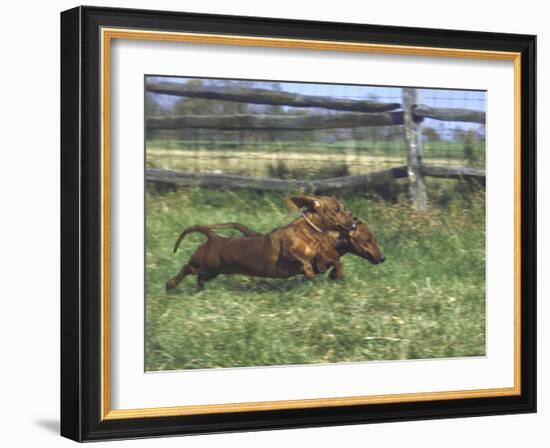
300, 209, 323, 233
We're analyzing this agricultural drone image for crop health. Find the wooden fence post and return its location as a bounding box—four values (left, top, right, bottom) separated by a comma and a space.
402, 88, 428, 210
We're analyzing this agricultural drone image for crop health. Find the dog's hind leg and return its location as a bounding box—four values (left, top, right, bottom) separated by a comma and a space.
197, 271, 219, 291
166, 264, 199, 292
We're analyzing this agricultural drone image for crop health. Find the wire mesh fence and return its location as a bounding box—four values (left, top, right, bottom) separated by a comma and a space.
145, 77, 486, 182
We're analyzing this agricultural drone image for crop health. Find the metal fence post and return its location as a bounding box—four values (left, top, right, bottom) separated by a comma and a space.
402, 88, 428, 210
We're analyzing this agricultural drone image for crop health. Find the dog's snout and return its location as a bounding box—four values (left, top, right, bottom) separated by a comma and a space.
380, 254, 386, 263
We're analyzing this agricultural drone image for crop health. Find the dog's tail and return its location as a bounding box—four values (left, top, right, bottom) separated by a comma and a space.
173, 225, 216, 253
173, 223, 262, 253
202, 223, 262, 237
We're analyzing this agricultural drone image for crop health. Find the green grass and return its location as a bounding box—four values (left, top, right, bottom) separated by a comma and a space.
146, 184, 486, 371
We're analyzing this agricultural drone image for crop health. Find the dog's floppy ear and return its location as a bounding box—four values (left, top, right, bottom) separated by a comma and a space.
288, 195, 322, 211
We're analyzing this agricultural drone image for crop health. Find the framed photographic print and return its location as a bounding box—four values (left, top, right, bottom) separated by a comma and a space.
60, 6, 536, 442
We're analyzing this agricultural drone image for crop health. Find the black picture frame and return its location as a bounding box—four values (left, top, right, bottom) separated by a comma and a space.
61, 5, 536, 442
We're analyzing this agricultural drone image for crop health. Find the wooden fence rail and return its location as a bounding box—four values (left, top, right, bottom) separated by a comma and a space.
147, 112, 405, 131
413, 105, 486, 124
146, 165, 485, 193
146, 81, 401, 113
146, 82, 486, 124
146, 108, 486, 131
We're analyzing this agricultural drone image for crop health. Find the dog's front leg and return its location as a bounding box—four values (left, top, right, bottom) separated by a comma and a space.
329, 260, 345, 280
291, 253, 316, 279
315, 253, 333, 273
281, 239, 316, 279
300, 261, 315, 279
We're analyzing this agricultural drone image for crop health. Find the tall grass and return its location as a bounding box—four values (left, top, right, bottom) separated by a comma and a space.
146, 183, 485, 371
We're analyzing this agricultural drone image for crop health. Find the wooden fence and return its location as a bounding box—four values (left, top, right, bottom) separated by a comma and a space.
146, 165, 484, 193
145, 80, 486, 208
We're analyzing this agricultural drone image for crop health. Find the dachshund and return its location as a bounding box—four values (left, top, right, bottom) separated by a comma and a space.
165, 195, 358, 291
165, 195, 383, 291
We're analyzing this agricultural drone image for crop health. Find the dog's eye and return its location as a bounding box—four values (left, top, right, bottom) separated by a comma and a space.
335, 207, 340, 213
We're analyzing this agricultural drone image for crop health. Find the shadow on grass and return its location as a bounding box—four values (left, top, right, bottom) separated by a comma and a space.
160, 274, 338, 296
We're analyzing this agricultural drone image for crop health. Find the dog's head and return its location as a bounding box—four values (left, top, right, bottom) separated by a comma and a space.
347, 222, 385, 264
289, 195, 356, 232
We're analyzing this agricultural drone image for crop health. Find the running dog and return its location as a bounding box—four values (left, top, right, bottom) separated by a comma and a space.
165, 195, 383, 291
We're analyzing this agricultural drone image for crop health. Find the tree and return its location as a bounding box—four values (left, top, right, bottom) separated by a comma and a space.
422, 126, 441, 142
172, 80, 220, 146
463, 129, 478, 165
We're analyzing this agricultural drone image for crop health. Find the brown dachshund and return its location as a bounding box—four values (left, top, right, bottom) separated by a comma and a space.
165, 195, 358, 291
165, 196, 384, 291
183, 220, 385, 281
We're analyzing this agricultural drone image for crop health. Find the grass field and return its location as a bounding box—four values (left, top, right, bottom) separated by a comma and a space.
146, 138, 486, 162
146, 140, 485, 180
145, 183, 486, 371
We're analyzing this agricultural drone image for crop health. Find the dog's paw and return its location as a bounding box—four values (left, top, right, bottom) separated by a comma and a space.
165, 279, 176, 292
329, 270, 345, 280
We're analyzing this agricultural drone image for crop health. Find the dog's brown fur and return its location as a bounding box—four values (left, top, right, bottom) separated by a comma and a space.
165, 195, 358, 291
192, 220, 385, 281
313, 222, 385, 278
165, 196, 384, 291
